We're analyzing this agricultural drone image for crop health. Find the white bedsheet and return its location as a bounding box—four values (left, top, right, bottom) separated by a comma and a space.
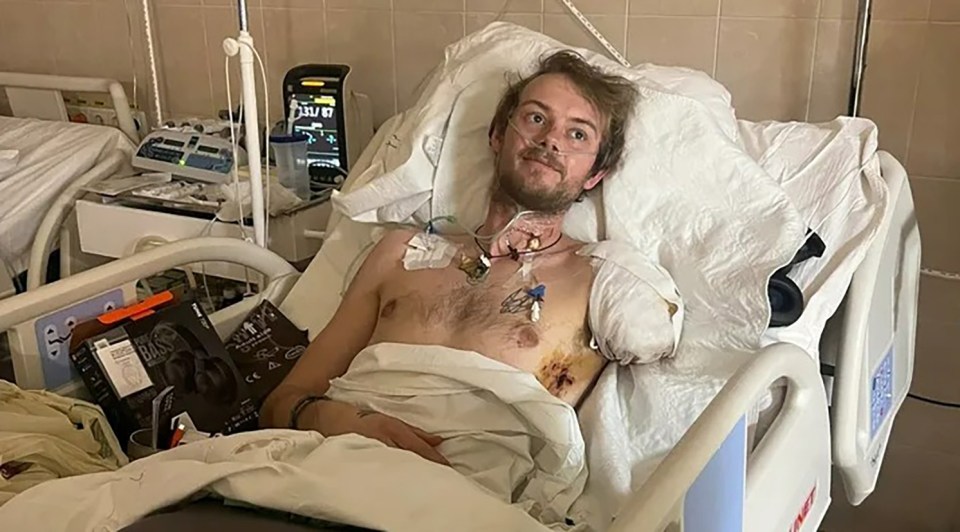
742, 118, 888, 358
0, 342, 598, 531
326, 342, 587, 527
0, 117, 135, 272
0, 430, 551, 532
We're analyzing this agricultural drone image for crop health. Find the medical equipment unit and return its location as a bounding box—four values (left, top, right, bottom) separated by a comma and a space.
0, 62, 371, 388
131, 130, 241, 184
64, 62, 374, 279
283, 64, 371, 188
0, 18, 918, 532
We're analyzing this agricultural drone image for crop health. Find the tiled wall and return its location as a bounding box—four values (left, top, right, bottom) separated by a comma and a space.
1, 0, 959, 268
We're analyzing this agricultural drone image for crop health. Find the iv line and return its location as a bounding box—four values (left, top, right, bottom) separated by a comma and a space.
426, 208, 534, 243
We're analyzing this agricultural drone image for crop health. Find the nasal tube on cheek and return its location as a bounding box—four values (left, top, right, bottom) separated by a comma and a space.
507, 119, 598, 157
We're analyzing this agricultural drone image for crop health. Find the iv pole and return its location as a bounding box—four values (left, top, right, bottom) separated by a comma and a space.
848, 0, 874, 117
228, 0, 267, 248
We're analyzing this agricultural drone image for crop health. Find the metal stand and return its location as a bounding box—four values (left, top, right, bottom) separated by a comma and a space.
235, 0, 267, 247
848, 0, 874, 117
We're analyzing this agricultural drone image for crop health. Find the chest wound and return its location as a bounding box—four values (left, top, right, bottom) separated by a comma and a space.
536, 352, 579, 396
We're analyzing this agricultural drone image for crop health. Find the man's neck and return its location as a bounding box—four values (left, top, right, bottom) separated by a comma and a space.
481, 191, 565, 257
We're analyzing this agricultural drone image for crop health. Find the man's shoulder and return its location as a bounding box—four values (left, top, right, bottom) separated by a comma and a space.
376, 227, 420, 248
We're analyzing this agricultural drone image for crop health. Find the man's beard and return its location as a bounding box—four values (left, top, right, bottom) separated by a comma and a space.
496, 147, 582, 214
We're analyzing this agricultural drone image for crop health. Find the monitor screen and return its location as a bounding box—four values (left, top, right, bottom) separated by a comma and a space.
290, 92, 342, 173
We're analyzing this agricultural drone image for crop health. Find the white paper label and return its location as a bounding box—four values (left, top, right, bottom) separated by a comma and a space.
94, 339, 153, 399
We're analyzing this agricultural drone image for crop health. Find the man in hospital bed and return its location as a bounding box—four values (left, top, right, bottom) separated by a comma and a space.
261, 49, 640, 469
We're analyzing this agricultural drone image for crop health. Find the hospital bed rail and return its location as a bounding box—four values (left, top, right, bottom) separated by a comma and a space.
0, 72, 140, 143
0, 237, 298, 334
25, 150, 129, 292
609, 342, 830, 532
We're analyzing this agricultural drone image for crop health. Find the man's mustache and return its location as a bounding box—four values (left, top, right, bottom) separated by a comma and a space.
520, 147, 565, 176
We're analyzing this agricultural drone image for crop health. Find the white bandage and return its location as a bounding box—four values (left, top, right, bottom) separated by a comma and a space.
402, 232, 458, 270
580, 241, 684, 365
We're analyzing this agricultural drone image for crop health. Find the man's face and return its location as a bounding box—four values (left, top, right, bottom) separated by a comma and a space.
491, 73, 607, 214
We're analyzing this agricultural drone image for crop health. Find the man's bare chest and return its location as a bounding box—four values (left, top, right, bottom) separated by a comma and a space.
370, 247, 604, 403
378, 257, 589, 337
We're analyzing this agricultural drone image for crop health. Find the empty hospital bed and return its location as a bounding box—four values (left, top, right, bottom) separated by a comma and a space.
0, 23, 920, 532
0, 73, 139, 300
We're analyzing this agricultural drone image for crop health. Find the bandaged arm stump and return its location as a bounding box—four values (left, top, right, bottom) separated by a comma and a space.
580, 241, 684, 365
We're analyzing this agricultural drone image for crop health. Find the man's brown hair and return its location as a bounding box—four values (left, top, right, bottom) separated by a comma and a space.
489, 50, 640, 178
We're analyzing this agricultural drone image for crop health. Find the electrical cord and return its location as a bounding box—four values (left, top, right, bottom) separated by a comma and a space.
556, 0, 630, 67
426, 210, 534, 242
908, 392, 960, 409
921, 267, 960, 281
0, 250, 24, 294
338, 211, 537, 295
140, 0, 163, 124
122, 0, 139, 115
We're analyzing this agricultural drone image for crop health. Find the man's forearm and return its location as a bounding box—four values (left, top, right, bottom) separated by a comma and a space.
259, 386, 309, 429
260, 386, 358, 434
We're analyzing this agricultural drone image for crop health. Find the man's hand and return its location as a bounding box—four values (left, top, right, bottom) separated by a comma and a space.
352, 411, 450, 466
308, 399, 450, 466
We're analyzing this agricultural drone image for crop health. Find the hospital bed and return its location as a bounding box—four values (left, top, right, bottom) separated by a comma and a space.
0, 27, 921, 532
0, 72, 140, 300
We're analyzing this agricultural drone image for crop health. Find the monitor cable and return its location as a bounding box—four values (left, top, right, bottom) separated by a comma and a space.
907, 392, 960, 410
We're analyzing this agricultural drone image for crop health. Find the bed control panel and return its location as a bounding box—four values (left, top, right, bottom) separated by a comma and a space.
133, 130, 243, 184
870, 345, 894, 439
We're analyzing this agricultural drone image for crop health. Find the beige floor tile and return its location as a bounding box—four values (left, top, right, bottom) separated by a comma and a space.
912, 275, 960, 403
910, 176, 960, 273
824, 444, 960, 531
889, 395, 960, 456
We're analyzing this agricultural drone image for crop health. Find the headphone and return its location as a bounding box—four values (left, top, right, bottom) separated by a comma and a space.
154, 322, 238, 405
768, 231, 826, 328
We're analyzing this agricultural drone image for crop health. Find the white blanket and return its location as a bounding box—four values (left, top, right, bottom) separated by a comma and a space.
0, 117, 135, 272
573, 118, 889, 525
742, 118, 888, 358
0, 431, 551, 532
0, 343, 589, 531
327, 343, 588, 527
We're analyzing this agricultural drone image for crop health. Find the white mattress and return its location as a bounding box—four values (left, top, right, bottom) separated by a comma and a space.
0, 117, 135, 273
